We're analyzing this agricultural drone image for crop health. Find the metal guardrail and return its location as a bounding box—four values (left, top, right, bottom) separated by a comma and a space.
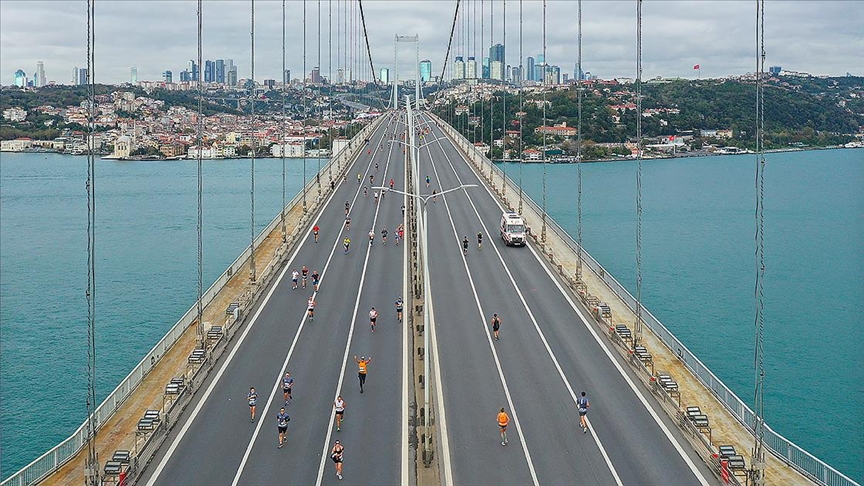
432, 114, 860, 486
1, 118, 384, 486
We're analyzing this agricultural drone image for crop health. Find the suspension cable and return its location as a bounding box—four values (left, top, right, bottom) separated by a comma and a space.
501, 0, 507, 195
328, 0, 333, 181
250, 0, 257, 283
635, 0, 643, 345
540, 0, 547, 241
489, 0, 494, 179
281, 0, 287, 242
358, 1, 377, 88
85, 0, 98, 482
317, 0, 322, 193
196, 0, 205, 347
436, 0, 461, 101
751, 0, 767, 481
576, 0, 583, 279
302, 0, 308, 212
517, 0, 523, 214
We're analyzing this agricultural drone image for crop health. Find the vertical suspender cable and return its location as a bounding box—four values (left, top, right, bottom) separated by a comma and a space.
576, 0, 583, 279
489, 0, 494, 179
196, 0, 205, 346
518, 0, 523, 214
318, 0, 322, 192
328, 0, 333, 181
250, 0, 257, 283
84, 1, 98, 482
281, 0, 288, 242
302, 0, 308, 212
635, 0, 643, 346
751, 1, 767, 482
480, 0, 484, 149
501, 0, 507, 195
540, 0, 547, 242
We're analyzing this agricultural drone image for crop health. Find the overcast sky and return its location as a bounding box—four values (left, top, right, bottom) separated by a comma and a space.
1, 0, 862, 86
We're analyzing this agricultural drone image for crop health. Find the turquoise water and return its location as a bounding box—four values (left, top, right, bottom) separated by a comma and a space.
501, 149, 864, 482
0, 153, 326, 478
1, 149, 861, 481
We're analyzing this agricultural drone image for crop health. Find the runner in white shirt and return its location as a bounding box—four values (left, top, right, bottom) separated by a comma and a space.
369, 307, 379, 332
334, 396, 346, 431
307, 296, 316, 321
291, 269, 300, 290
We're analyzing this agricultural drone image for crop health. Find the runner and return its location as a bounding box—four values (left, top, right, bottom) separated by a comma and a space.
331, 440, 344, 480
374, 191, 379, 204
368, 229, 375, 246
345, 200, 350, 216
425, 175, 431, 187
247, 387, 258, 422
364, 186, 368, 197
357, 172, 361, 184
301, 265, 309, 289
312, 270, 320, 291
281, 372, 294, 405
578, 391, 590, 433
334, 396, 346, 431
343, 237, 351, 254
369, 307, 379, 332
432, 189, 437, 203
401, 204, 406, 218
462, 236, 469, 256
313, 225, 320, 243
345, 217, 351, 232
307, 295, 315, 321
497, 407, 510, 445
477, 231, 483, 251
291, 269, 300, 290
355, 355, 371, 392
491, 313, 501, 341
394, 224, 402, 246
276, 407, 290, 448
389, 178, 395, 190
395, 297, 404, 322
369, 174, 374, 185
381, 227, 388, 245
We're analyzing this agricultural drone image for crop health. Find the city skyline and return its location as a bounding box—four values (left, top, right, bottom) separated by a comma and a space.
1, 1, 862, 86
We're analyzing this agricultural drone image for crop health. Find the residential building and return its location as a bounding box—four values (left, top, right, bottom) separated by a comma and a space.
2, 107, 27, 122
466, 57, 477, 79
453, 57, 465, 80
534, 122, 577, 137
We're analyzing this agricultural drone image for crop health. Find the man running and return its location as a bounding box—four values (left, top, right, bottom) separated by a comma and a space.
491, 313, 501, 341
369, 174, 374, 185
301, 265, 309, 289
389, 178, 395, 190
375, 161, 379, 172
498, 407, 510, 445
343, 237, 351, 254
357, 172, 361, 184
578, 391, 590, 433
425, 175, 431, 187
401, 204, 405, 218
395, 297, 404, 322
368, 229, 375, 246
364, 186, 368, 197
247, 387, 258, 422
312, 269, 320, 291
369, 307, 379, 332
313, 225, 320, 243
282, 372, 294, 405
477, 231, 483, 251
432, 189, 437, 203
374, 191, 379, 204
307, 296, 315, 321
331, 440, 344, 480
462, 236, 469, 255
355, 355, 371, 393
345, 200, 350, 216
334, 396, 346, 431
291, 269, 300, 290
381, 227, 388, 245
276, 407, 290, 448
345, 217, 351, 232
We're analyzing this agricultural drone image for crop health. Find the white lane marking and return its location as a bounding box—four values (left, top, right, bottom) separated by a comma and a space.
313, 119, 398, 486
144, 118, 391, 486
426, 268, 454, 486
428, 114, 711, 486
400, 120, 410, 486
423, 115, 623, 485
426, 127, 541, 486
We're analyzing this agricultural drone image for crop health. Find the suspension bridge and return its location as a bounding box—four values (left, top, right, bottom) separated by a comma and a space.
1, 1, 859, 486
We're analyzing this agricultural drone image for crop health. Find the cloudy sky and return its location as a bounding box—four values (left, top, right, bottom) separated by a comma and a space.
1, 0, 862, 86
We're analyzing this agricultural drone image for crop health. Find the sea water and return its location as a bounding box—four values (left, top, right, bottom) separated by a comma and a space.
1, 149, 862, 481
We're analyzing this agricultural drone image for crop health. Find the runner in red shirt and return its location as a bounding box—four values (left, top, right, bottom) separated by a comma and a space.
312, 225, 320, 243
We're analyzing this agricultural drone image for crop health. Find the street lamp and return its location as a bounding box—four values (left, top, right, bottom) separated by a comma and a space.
374, 182, 476, 466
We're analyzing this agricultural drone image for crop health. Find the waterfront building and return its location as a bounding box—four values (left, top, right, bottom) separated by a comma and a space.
113, 135, 133, 158
420, 59, 432, 83
14, 69, 27, 87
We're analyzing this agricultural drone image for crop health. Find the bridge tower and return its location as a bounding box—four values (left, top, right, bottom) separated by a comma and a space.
394, 34, 421, 111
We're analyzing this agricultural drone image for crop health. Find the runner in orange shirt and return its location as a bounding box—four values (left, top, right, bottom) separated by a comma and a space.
497, 407, 510, 446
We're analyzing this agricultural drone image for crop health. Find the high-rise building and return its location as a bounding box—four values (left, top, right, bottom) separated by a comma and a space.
419, 59, 432, 83
511, 65, 523, 85
545, 65, 561, 85
204, 60, 215, 83
453, 57, 465, 80
489, 44, 505, 63
310, 67, 322, 84
163, 70, 173, 83
535, 54, 546, 82
14, 69, 27, 87
769, 66, 782, 76
180, 70, 191, 83
130, 66, 138, 84
284, 69, 291, 85
482, 57, 490, 79
380, 68, 390, 84
466, 57, 477, 79
490, 61, 504, 82
77, 67, 89, 86
227, 60, 238, 86
526, 57, 535, 83
188, 60, 199, 81
35, 61, 46, 87
216, 59, 225, 84
264, 79, 276, 90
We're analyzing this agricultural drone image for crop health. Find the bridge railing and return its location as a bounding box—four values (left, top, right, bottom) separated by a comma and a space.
431, 113, 859, 486
0, 117, 384, 486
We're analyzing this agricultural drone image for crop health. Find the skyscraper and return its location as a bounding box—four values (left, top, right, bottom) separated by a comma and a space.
163, 70, 173, 83
14, 69, 27, 87
188, 60, 199, 81
204, 60, 215, 83
35, 61, 46, 87
489, 44, 505, 63
130, 66, 138, 84
311, 67, 322, 84
526, 57, 535, 83
482, 57, 490, 79
380, 68, 390, 84
453, 57, 465, 80
216, 59, 225, 84
419, 60, 432, 83
466, 57, 477, 79
284, 69, 291, 85
77, 68, 89, 86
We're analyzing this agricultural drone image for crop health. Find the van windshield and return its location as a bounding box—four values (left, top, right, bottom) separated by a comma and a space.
508, 224, 524, 233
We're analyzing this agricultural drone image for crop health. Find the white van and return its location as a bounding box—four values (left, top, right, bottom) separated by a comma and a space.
500, 212, 526, 246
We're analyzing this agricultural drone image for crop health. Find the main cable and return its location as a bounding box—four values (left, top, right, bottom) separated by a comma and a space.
85, 0, 98, 482
249, 0, 257, 283
635, 0, 643, 345
281, 0, 287, 243
196, 0, 205, 347
518, 0, 523, 214
576, 0, 583, 279
540, 0, 547, 241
